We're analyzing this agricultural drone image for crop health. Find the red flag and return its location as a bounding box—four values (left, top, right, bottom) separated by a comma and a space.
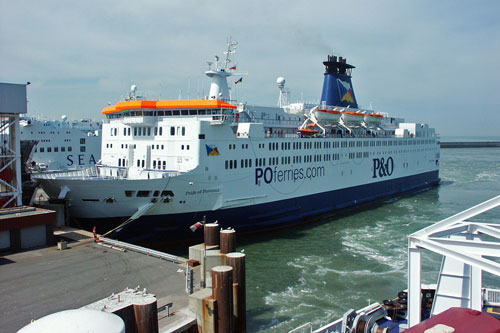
229, 66, 237, 70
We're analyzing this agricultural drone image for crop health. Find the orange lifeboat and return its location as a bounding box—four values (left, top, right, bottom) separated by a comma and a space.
341, 111, 364, 125
313, 109, 342, 125
298, 128, 319, 136
364, 113, 384, 125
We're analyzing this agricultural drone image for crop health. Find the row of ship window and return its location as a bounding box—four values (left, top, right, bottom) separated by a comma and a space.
110, 126, 186, 137
35, 138, 85, 145
229, 143, 250, 150
124, 190, 174, 198
260, 139, 436, 151
30, 131, 72, 135
224, 139, 436, 152
225, 153, 343, 169
35, 146, 86, 153
107, 143, 190, 151
107, 109, 226, 119
117, 158, 168, 170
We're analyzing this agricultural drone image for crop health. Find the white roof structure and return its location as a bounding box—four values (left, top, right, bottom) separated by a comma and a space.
17, 309, 125, 333
408, 194, 500, 327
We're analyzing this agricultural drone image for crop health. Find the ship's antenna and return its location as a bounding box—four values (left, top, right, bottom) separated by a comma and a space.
223, 37, 238, 70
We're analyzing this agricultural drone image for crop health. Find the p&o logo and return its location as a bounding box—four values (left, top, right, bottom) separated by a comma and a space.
372, 157, 394, 178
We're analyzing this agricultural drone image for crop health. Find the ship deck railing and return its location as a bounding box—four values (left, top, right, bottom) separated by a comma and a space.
32, 165, 181, 180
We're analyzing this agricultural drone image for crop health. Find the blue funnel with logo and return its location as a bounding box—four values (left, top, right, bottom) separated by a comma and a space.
320, 56, 358, 108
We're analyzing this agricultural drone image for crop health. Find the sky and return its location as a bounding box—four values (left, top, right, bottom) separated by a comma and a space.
1, 0, 499, 136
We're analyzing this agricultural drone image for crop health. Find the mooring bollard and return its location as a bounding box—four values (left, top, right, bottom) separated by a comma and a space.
226, 252, 246, 333
211, 265, 233, 333
204, 223, 219, 246
220, 228, 236, 254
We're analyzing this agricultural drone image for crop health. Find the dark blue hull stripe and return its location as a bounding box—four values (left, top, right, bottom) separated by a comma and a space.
82, 171, 439, 243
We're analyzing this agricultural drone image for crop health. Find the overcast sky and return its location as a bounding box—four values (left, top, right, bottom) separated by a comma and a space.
1, 0, 499, 136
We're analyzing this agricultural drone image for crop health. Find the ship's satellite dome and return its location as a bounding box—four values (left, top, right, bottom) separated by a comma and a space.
61, 115, 68, 122
276, 77, 285, 86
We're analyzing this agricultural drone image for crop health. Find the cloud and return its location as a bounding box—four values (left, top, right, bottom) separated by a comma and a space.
1, 0, 499, 135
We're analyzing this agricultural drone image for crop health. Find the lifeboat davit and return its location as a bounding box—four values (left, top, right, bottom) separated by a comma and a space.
313, 109, 342, 125
341, 111, 364, 125
363, 113, 383, 125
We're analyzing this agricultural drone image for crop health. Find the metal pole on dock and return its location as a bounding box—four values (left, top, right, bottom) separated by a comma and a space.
211, 265, 233, 333
220, 229, 236, 254
226, 252, 246, 333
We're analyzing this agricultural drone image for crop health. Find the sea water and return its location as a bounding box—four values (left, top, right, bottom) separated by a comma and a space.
242, 147, 500, 332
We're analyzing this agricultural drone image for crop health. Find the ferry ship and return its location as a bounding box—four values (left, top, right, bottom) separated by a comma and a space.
33, 43, 440, 243
20, 115, 101, 171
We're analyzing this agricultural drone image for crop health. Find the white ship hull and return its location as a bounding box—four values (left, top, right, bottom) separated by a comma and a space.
35, 133, 440, 242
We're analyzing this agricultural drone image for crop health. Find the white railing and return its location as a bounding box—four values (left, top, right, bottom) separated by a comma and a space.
288, 322, 312, 333
32, 165, 182, 181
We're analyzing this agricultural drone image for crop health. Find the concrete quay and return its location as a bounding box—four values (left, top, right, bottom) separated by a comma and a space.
0, 228, 195, 332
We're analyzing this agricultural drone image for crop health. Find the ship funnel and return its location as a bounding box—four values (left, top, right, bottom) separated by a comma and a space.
320, 55, 358, 108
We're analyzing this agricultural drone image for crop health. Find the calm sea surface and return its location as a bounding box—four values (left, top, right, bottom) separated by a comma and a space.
238, 147, 500, 332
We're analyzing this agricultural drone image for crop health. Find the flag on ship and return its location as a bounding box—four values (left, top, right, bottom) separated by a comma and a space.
235, 77, 243, 84
206, 144, 220, 156
229, 66, 237, 70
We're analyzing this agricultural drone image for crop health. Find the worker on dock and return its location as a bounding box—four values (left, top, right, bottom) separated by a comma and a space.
93, 226, 98, 243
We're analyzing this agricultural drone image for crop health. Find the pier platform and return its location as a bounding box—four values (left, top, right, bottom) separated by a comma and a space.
0, 228, 195, 332
440, 141, 500, 148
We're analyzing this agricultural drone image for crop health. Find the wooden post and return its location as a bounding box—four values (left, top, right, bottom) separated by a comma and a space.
226, 252, 246, 333
204, 223, 219, 246
134, 299, 158, 333
211, 265, 233, 333
220, 229, 235, 254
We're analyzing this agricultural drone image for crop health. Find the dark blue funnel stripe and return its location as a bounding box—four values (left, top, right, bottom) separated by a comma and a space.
320, 55, 358, 108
